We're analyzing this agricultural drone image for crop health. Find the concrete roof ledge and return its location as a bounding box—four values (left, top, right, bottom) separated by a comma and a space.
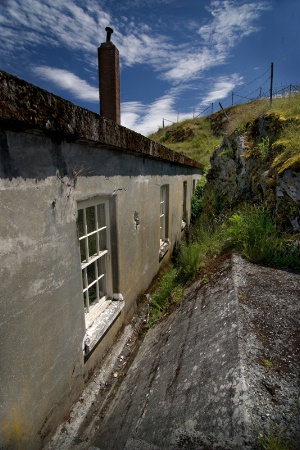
0, 71, 203, 170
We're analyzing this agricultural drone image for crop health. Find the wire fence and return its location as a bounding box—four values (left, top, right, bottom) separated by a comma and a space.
162, 64, 299, 127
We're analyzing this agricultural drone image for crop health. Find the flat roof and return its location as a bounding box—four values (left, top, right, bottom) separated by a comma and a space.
0, 71, 203, 170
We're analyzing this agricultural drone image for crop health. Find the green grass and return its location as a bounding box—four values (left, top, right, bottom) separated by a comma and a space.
258, 422, 294, 450
147, 203, 300, 326
147, 93, 300, 326
227, 204, 300, 269
148, 117, 222, 168
147, 93, 300, 167
191, 176, 207, 221
271, 120, 300, 173
271, 92, 300, 118
147, 268, 182, 326
227, 205, 277, 262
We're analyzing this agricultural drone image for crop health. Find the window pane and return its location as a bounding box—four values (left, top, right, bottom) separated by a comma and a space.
88, 284, 97, 307
78, 209, 85, 237
82, 267, 87, 290
160, 216, 164, 239
97, 204, 106, 229
98, 276, 106, 299
84, 290, 89, 310
87, 262, 95, 286
86, 206, 96, 234
88, 233, 97, 258
99, 228, 107, 251
80, 238, 86, 263
97, 254, 106, 277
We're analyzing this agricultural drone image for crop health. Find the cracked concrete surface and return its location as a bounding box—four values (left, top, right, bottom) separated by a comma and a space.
43, 254, 300, 450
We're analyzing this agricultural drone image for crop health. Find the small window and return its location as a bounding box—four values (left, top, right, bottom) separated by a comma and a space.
77, 199, 112, 315
159, 185, 170, 260
193, 179, 196, 193
77, 197, 124, 359
182, 181, 187, 224
160, 185, 169, 242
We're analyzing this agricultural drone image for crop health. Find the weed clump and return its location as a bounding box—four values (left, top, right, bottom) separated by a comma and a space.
227, 204, 300, 268
147, 203, 300, 327
258, 421, 295, 450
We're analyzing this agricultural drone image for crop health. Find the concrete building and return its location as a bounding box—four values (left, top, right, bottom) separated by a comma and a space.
0, 69, 202, 450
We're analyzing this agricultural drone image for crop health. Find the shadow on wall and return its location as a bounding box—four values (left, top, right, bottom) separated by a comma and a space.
0, 130, 200, 181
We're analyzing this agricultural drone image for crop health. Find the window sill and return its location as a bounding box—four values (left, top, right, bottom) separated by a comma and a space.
83, 299, 124, 360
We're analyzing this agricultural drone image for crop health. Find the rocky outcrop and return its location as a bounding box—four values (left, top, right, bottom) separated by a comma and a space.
204, 113, 300, 231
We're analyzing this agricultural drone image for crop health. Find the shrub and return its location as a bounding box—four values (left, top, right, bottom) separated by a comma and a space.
218, 148, 234, 158
255, 136, 272, 159
176, 242, 203, 284
227, 205, 277, 262
149, 268, 178, 325
148, 203, 299, 327
226, 204, 300, 268
191, 177, 206, 222
258, 422, 293, 450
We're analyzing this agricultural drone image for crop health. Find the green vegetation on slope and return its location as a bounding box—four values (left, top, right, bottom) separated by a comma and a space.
147, 92, 300, 325
149, 117, 221, 169
148, 202, 300, 327
148, 93, 300, 169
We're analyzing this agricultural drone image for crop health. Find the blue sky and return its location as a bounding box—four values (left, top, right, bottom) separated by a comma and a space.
1, 0, 299, 136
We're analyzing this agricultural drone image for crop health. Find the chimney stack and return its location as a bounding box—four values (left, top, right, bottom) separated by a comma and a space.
98, 27, 121, 124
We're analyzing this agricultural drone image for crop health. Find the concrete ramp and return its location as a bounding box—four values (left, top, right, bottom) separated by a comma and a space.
92, 254, 300, 449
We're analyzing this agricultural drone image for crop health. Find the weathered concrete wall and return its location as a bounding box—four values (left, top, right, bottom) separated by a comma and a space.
0, 71, 202, 171
0, 141, 86, 449
0, 71, 202, 450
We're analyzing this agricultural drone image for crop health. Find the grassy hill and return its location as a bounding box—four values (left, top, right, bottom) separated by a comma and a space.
147, 92, 300, 324
148, 94, 300, 169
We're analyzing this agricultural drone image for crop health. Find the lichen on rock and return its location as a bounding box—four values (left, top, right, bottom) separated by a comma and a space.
203, 112, 300, 232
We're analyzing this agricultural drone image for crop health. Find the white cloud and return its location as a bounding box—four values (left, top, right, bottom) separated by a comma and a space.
122, 92, 191, 136
148, 0, 269, 84
164, 48, 222, 83
199, 74, 244, 106
199, 0, 270, 54
1, 0, 270, 134
32, 66, 99, 102
164, 0, 270, 85
0, 0, 269, 86
0, 0, 110, 56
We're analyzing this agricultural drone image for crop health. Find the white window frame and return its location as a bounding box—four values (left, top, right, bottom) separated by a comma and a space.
159, 185, 170, 260
77, 198, 112, 319
183, 180, 187, 223
160, 185, 169, 243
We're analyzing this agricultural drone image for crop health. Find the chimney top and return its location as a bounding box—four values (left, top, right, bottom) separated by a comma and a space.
105, 27, 113, 43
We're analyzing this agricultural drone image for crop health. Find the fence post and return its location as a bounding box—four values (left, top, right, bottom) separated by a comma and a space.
270, 62, 274, 108
219, 102, 229, 122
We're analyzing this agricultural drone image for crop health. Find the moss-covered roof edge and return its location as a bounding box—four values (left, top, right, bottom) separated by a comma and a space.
0, 71, 203, 171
